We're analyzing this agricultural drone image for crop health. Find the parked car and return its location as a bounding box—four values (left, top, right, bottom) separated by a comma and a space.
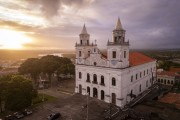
47, 112, 61, 120
22, 109, 32, 116
4, 115, 16, 120
14, 112, 24, 119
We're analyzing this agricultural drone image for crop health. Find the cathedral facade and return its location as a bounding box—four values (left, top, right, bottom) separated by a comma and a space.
75, 18, 156, 107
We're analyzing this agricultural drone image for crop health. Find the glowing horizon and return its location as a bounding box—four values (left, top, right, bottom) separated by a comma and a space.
0, 29, 32, 50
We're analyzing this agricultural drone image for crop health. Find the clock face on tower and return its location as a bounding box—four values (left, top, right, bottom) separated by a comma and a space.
78, 58, 82, 62
111, 60, 118, 65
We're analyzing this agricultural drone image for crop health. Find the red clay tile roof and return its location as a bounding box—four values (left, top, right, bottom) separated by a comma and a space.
100, 51, 155, 66
159, 93, 180, 109
169, 68, 180, 73
157, 71, 180, 77
129, 52, 155, 67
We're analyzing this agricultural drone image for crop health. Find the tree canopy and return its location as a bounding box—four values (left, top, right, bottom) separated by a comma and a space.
0, 75, 35, 111
18, 55, 75, 86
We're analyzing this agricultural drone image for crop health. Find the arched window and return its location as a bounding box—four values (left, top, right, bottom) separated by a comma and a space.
93, 74, 97, 84
114, 37, 117, 42
94, 48, 96, 52
87, 73, 90, 82
146, 81, 148, 87
87, 86, 90, 95
79, 84, 82, 94
79, 72, 82, 79
161, 79, 163, 83
79, 51, 81, 57
94, 62, 97, 66
112, 77, 116, 86
101, 76, 105, 85
112, 51, 116, 58
139, 84, 141, 92
171, 81, 174, 85
124, 51, 126, 58
93, 87, 98, 98
164, 79, 166, 84
80, 40, 82, 44
131, 76, 133, 82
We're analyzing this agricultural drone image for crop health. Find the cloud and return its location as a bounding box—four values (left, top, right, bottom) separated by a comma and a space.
0, 20, 40, 32
0, 0, 180, 49
26, 0, 95, 19
40, 0, 60, 18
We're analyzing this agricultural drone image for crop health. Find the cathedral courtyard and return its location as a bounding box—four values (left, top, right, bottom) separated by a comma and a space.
20, 79, 180, 120
19, 79, 109, 120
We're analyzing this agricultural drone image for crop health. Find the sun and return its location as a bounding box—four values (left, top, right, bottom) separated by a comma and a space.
0, 29, 32, 50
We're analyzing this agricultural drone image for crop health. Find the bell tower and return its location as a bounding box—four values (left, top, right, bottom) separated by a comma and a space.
107, 18, 129, 68
75, 24, 95, 65
79, 24, 90, 45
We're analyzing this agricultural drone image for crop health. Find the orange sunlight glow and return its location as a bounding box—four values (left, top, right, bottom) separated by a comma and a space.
0, 29, 32, 50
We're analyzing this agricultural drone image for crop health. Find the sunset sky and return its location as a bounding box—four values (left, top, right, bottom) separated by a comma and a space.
0, 0, 179, 50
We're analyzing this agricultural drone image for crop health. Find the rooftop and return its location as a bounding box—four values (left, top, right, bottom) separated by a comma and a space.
129, 52, 155, 67
169, 68, 180, 73
157, 70, 180, 77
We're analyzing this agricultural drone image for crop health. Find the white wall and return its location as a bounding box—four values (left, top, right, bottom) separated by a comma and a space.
75, 61, 156, 108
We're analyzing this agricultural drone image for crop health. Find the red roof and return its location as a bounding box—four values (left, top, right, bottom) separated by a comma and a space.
169, 68, 180, 73
129, 52, 155, 67
157, 71, 180, 77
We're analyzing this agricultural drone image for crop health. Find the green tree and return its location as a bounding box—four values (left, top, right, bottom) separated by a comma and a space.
39, 55, 60, 85
57, 64, 68, 79
67, 63, 75, 77
18, 58, 40, 87
158, 60, 172, 70
0, 75, 11, 113
18, 55, 75, 87
0, 75, 34, 111
56, 58, 74, 80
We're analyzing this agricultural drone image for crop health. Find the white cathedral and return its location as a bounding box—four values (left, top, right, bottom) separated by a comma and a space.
75, 18, 156, 107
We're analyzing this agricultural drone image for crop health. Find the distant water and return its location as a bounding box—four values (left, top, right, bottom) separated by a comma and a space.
38, 53, 63, 57
0, 50, 75, 60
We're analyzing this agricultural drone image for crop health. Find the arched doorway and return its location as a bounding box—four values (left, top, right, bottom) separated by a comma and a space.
112, 93, 116, 104
87, 86, 90, 95
79, 84, 82, 94
139, 84, 141, 92
93, 88, 98, 98
101, 90, 105, 100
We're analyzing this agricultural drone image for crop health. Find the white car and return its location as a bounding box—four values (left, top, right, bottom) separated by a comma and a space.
23, 109, 33, 115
